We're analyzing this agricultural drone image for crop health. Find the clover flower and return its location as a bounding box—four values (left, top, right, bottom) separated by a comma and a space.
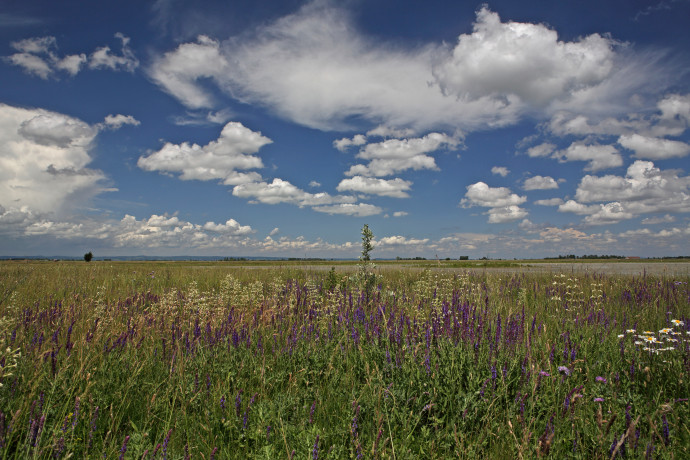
558, 366, 571, 376
595, 376, 607, 383
594, 397, 604, 402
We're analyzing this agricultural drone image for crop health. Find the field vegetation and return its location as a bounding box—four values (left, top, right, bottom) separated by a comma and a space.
0, 259, 689, 458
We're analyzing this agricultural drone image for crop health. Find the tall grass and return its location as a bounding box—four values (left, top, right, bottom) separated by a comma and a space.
0, 261, 688, 458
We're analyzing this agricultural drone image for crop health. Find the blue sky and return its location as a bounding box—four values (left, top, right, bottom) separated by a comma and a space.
1, 0, 690, 258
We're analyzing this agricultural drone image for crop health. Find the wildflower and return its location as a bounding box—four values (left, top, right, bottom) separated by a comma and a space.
594, 397, 604, 402
558, 366, 571, 376
671, 319, 684, 326
617, 334, 624, 338
119, 435, 130, 460
635, 340, 643, 345
595, 376, 607, 383
539, 371, 550, 377
659, 328, 672, 334
662, 415, 670, 446
626, 329, 636, 333
309, 400, 317, 424
642, 331, 654, 335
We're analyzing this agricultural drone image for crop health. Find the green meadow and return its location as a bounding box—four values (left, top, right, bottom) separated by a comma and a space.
0, 260, 688, 458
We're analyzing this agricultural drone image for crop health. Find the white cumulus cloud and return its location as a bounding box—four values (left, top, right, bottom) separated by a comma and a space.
232, 178, 356, 207
433, 6, 618, 107
102, 114, 141, 130
554, 142, 623, 172
377, 235, 429, 246
345, 132, 460, 177
618, 133, 690, 160
558, 160, 690, 225
461, 182, 526, 208
311, 203, 382, 217
523, 175, 559, 190
137, 121, 270, 185
487, 205, 529, 223
491, 166, 509, 177
336, 176, 412, 198
461, 182, 528, 223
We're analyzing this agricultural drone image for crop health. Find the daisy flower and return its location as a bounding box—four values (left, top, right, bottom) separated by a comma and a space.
671, 319, 684, 326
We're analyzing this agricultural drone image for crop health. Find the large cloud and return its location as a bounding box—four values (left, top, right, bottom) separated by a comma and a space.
0, 104, 109, 215
433, 7, 617, 107
137, 121, 270, 185
575, 160, 690, 205
558, 160, 690, 224
149, 4, 642, 132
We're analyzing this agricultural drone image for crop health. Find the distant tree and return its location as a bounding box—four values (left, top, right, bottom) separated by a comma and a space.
358, 225, 376, 300
360, 224, 374, 262
84, 251, 93, 262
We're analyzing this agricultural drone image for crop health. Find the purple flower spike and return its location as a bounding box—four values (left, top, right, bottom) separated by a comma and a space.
539, 371, 550, 377
558, 366, 571, 376
119, 435, 130, 460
